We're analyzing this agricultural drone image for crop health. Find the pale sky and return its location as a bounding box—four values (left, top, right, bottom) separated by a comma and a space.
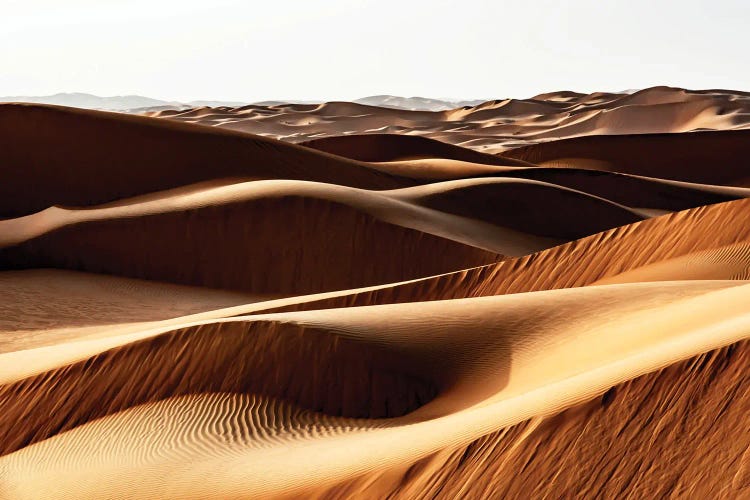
2, 0, 748, 101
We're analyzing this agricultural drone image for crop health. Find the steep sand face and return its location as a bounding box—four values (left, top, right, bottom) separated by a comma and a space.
3, 90, 750, 498
377, 341, 750, 499
241, 198, 750, 315
0, 182, 515, 293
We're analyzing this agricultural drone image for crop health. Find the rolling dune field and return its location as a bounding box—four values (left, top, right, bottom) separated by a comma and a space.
2, 87, 749, 499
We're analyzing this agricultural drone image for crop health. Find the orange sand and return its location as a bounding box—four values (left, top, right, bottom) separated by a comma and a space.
1, 88, 749, 498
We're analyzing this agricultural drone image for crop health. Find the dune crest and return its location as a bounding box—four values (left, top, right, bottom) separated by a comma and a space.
145, 86, 750, 154
3, 89, 750, 498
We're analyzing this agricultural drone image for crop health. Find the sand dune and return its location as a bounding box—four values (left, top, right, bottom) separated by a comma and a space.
0, 181, 509, 294
387, 178, 646, 239
0, 103, 411, 218
145, 86, 750, 153
226, 198, 750, 316
0, 269, 273, 353
2, 281, 749, 498
492, 168, 750, 211
504, 128, 750, 185
300, 134, 531, 165
3, 89, 750, 498
6, 176, 745, 293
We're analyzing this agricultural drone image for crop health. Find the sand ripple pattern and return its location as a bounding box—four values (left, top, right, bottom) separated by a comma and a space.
1, 93, 750, 498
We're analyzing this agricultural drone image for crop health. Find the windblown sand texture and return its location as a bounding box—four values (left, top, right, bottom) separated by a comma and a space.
1, 87, 750, 499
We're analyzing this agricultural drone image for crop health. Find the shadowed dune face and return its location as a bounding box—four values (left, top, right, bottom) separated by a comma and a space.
352, 341, 750, 499
299, 133, 532, 166
0, 190, 504, 293
241, 198, 750, 316
0, 103, 412, 218
391, 178, 645, 239
3, 88, 750, 498
0, 319, 441, 457
503, 129, 750, 185
488, 167, 750, 212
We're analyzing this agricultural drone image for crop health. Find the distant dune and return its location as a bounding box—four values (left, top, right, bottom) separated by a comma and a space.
0, 92, 486, 113
0, 92, 182, 111
0, 92, 247, 112
142, 86, 750, 154
2, 87, 749, 498
353, 95, 486, 111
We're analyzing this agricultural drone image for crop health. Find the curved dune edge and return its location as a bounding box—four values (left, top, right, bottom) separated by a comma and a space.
0, 103, 419, 218
0, 182, 512, 294
503, 128, 750, 186
3, 197, 748, 362
5, 102, 748, 221
148, 86, 750, 155
5, 179, 745, 298
1, 281, 749, 498
4, 87, 750, 498
386, 177, 646, 239
486, 167, 750, 212
0, 175, 644, 258
5, 198, 749, 384
0, 178, 586, 258
359, 158, 521, 180
217, 198, 750, 316
299, 133, 533, 166
340, 340, 750, 499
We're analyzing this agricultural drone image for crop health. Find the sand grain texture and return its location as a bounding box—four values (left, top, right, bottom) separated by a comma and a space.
2, 87, 750, 499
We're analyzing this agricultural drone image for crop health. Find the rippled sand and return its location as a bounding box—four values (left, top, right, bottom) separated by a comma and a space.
1, 90, 749, 498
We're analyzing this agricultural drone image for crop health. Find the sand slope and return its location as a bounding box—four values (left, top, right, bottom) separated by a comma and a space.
504, 128, 750, 185
145, 86, 750, 153
0, 103, 412, 218
2, 90, 750, 498
2, 280, 749, 498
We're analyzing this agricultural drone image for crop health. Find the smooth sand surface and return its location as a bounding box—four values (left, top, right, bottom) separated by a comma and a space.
2, 89, 750, 498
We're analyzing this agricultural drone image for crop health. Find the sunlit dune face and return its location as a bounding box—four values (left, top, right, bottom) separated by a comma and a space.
2, 88, 750, 499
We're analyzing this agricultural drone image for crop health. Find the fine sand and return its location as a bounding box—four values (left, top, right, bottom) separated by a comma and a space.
2, 88, 750, 498
145, 86, 750, 154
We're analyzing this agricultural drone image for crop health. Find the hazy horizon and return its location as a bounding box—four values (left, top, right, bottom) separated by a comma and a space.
0, 89, 640, 103
3, 0, 748, 102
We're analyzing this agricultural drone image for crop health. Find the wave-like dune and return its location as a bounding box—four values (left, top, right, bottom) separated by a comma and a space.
300, 134, 532, 165
504, 128, 750, 185
2, 89, 750, 498
145, 86, 750, 153
0, 104, 412, 218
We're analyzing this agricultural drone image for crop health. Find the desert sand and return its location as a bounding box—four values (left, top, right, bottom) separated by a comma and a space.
1, 87, 749, 499
146, 86, 750, 154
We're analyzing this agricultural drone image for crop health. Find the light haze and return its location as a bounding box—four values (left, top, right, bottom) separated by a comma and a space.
2, 0, 748, 102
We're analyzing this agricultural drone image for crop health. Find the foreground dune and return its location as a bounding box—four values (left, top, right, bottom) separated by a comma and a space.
2, 90, 750, 498
2, 280, 749, 498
